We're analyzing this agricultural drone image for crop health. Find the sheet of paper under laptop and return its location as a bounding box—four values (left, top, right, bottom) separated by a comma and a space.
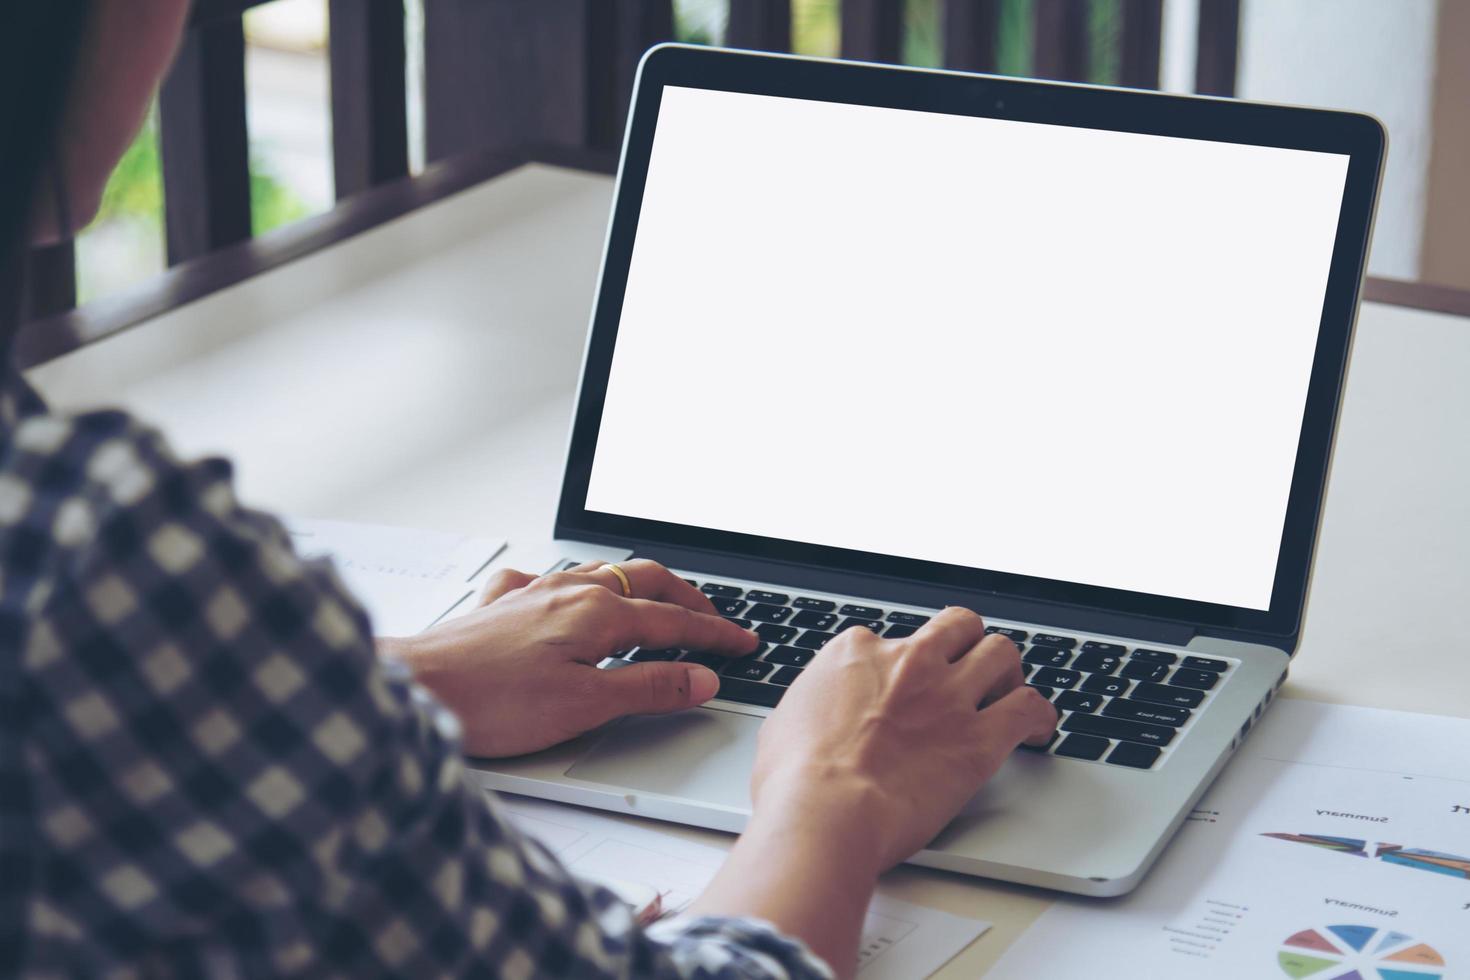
988, 698, 1470, 979
496, 793, 990, 978
286, 517, 504, 636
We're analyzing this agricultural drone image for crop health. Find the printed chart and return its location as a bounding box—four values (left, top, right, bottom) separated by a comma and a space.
1263, 834, 1470, 880
985, 702, 1470, 980
1278, 925, 1446, 979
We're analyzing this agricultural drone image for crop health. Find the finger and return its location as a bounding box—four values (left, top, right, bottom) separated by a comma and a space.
975, 687, 1060, 767
614, 598, 760, 655
477, 568, 536, 606
954, 633, 1025, 706
906, 606, 987, 662
595, 661, 721, 719
578, 559, 717, 614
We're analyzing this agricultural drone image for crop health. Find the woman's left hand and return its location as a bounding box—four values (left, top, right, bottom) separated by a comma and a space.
379, 559, 759, 757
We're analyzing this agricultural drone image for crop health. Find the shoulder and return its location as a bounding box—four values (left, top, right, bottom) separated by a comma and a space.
1, 406, 368, 658
1, 408, 236, 578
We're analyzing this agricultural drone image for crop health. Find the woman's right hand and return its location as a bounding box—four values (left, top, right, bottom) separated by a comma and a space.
751, 607, 1058, 874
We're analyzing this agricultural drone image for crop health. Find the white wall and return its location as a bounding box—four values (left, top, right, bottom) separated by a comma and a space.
1236, 0, 1440, 280
1163, 0, 1440, 281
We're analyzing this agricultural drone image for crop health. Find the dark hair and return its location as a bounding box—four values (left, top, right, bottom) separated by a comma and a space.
0, 2, 91, 353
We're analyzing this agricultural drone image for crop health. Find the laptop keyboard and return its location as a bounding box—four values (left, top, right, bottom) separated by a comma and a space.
600, 573, 1238, 773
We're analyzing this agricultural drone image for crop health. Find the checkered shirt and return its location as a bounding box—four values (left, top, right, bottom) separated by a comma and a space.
0, 367, 832, 979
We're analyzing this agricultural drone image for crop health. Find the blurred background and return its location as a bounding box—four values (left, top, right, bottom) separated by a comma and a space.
31, 0, 1470, 330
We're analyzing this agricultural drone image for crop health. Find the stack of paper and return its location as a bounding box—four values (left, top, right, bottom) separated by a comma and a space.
287, 517, 505, 636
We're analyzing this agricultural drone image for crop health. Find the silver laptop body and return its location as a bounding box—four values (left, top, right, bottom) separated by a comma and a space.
469, 46, 1385, 897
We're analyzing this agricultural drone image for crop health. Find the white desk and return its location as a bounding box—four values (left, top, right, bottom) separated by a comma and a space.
30, 164, 1470, 976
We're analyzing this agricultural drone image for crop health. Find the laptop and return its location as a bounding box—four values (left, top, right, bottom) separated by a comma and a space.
470, 44, 1385, 897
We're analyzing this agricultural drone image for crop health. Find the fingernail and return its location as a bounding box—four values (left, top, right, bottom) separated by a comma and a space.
686, 665, 719, 704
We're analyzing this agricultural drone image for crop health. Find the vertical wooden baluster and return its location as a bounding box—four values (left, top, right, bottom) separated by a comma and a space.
727, 0, 793, 52
20, 242, 77, 322
423, 1, 591, 162
593, 0, 676, 151
329, 0, 409, 199
159, 15, 252, 264
1032, 0, 1089, 81
1195, 0, 1240, 96
944, 0, 1002, 73
841, 0, 904, 63
424, 0, 670, 161
1118, 0, 1163, 89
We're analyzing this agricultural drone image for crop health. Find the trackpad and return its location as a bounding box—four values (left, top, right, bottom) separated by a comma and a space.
566, 707, 760, 810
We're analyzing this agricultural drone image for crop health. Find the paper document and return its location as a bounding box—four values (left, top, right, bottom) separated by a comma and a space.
989, 699, 1470, 980
497, 794, 990, 978
286, 517, 504, 636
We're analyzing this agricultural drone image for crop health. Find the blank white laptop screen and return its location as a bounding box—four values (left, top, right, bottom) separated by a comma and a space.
585, 86, 1351, 611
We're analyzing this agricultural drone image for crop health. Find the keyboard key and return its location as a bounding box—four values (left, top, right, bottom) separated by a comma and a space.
1024, 647, 1072, 668
886, 611, 931, 626
770, 666, 804, 686
1080, 641, 1126, 655
629, 648, 679, 661
794, 630, 835, 650
723, 617, 753, 630
1103, 699, 1191, 727
1121, 661, 1170, 683
721, 658, 774, 680
765, 647, 813, 667
1131, 682, 1205, 709
745, 590, 790, 604
1106, 742, 1161, 769
839, 604, 884, 618
1063, 713, 1177, 747
701, 583, 743, 597
681, 578, 697, 587
1031, 667, 1081, 689
1021, 663, 1034, 678
1169, 669, 1220, 691
1027, 684, 1056, 701
1031, 633, 1077, 650
1072, 652, 1120, 675
1020, 731, 1059, 751
755, 624, 797, 645
716, 677, 784, 707
789, 610, 838, 630
985, 626, 1029, 641
793, 597, 836, 611
835, 617, 884, 634
1181, 656, 1229, 673
1055, 734, 1110, 760
747, 603, 793, 624
1054, 691, 1105, 713
884, 624, 917, 639
681, 651, 728, 669
1081, 675, 1132, 697
1130, 648, 1178, 665
707, 597, 747, 617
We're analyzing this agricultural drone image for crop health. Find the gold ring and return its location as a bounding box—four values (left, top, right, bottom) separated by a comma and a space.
603, 562, 633, 598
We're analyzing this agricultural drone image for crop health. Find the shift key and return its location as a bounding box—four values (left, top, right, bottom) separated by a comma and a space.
1062, 712, 1177, 747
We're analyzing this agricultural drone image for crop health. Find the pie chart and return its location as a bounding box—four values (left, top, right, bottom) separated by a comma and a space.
1278, 924, 1446, 979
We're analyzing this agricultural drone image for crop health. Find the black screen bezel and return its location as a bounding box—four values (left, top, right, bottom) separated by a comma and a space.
555, 45, 1385, 639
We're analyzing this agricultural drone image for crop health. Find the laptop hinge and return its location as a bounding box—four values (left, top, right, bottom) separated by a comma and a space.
630, 542, 1197, 648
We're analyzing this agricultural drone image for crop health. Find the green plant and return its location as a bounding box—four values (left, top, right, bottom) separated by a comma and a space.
91, 114, 310, 239
250, 158, 311, 234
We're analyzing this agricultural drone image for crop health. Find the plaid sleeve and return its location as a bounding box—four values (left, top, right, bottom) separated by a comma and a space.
4, 408, 833, 979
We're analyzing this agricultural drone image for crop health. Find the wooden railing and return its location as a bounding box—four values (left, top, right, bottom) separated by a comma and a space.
15, 0, 1468, 364
20, 0, 410, 323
